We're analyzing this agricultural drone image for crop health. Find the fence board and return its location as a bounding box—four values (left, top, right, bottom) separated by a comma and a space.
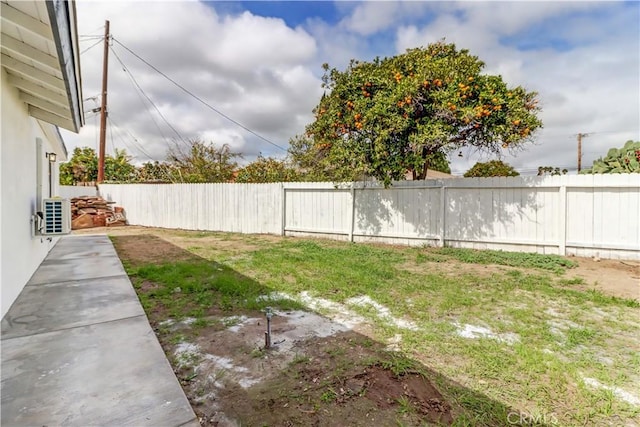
59, 185, 97, 198
99, 174, 640, 260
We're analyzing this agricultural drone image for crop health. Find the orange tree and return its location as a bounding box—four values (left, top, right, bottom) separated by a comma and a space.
306, 41, 542, 186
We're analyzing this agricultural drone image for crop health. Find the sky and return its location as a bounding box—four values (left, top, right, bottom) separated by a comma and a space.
61, 0, 640, 176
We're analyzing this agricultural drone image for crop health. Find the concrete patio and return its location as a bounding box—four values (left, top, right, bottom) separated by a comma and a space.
1, 235, 198, 426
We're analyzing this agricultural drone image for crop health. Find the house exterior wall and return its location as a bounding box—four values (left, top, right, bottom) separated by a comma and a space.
1, 68, 66, 317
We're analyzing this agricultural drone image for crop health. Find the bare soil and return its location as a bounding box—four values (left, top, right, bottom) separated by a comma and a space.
565, 257, 640, 301
110, 231, 459, 426
178, 325, 454, 426
100, 227, 638, 425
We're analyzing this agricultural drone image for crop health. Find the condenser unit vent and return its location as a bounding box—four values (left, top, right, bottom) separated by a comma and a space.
41, 198, 71, 235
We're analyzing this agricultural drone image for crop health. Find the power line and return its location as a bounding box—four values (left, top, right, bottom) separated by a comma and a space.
110, 116, 178, 182
108, 114, 156, 161
110, 46, 187, 144
108, 115, 149, 161
80, 38, 103, 55
109, 50, 176, 154
79, 24, 106, 37
111, 37, 287, 152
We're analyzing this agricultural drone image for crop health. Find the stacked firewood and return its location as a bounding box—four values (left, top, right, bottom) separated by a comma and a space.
70, 196, 127, 229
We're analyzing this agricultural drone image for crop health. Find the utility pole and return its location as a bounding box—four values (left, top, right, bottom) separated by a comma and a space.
97, 20, 110, 183
577, 132, 590, 173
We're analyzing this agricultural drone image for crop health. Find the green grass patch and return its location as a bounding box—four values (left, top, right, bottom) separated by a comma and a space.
129, 260, 302, 318
427, 247, 577, 273
114, 232, 640, 426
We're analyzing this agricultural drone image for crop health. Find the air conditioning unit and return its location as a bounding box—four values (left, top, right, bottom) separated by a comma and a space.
40, 198, 71, 235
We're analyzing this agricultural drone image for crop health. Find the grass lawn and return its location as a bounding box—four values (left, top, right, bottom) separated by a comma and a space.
110, 228, 640, 426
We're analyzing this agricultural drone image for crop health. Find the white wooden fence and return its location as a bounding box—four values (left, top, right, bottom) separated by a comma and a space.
59, 185, 98, 198
99, 175, 640, 260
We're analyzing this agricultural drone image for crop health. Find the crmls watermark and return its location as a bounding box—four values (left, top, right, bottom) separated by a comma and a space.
507, 411, 558, 425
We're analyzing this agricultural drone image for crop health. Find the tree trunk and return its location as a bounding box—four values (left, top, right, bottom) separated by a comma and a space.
416, 147, 431, 180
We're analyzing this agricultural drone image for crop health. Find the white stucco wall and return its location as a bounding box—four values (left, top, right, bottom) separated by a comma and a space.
1, 68, 67, 317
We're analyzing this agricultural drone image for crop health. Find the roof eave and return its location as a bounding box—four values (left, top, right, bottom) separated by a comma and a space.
45, 0, 83, 133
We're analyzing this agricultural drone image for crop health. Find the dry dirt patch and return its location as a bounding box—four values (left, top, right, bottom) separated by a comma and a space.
566, 257, 640, 300
106, 229, 462, 426
109, 233, 201, 266
172, 314, 454, 427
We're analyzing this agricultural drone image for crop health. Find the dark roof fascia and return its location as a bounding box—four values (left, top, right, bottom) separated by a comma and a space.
45, 0, 83, 133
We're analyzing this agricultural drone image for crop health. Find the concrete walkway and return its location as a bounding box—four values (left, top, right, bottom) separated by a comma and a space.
1, 235, 198, 426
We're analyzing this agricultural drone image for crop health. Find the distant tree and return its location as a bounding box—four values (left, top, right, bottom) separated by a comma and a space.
537, 166, 568, 176
581, 140, 640, 174
136, 161, 175, 182
235, 156, 300, 183
464, 160, 520, 177
60, 147, 136, 184
60, 147, 98, 185
166, 139, 241, 183
288, 134, 362, 182
306, 41, 542, 186
105, 149, 137, 182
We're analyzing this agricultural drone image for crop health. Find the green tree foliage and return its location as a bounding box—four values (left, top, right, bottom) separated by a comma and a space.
288, 134, 359, 182
537, 166, 568, 176
306, 41, 542, 186
60, 147, 97, 184
235, 155, 300, 183
136, 161, 175, 182
166, 139, 240, 183
105, 149, 137, 182
288, 134, 451, 181
463, 160, 520, 177
60, 147, 136, 184
581, 140, 640, 174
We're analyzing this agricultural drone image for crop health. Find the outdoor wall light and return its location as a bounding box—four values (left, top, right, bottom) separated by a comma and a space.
46, 152, 57, 163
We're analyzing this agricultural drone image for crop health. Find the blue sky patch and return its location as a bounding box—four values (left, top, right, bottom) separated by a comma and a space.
210, 1, 342, 27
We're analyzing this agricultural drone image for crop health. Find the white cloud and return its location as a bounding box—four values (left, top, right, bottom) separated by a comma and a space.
339, 1, 400, 36
63, 1, 322, 163
392, 1, 639, 173
61, 1, 639, 176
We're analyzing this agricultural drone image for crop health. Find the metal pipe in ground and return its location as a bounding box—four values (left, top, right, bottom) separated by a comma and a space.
264, 307, 273, 349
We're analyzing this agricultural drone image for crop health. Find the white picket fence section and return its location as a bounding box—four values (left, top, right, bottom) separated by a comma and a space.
58, 185, 98, 198
99, 175, 640, 260
99, 183, 283, 234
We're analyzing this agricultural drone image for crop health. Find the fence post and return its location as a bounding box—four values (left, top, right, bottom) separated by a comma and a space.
558, 184, 567, 256
281, 183, 286, 236
439, 184, 446, 248
348, 182, 356, 242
